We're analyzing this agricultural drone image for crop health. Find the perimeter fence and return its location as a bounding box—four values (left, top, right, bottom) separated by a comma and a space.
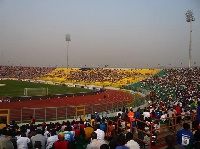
10, 100, 129, 123
8, 93, 148, 124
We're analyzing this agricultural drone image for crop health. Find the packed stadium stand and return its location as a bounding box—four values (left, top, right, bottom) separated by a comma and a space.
37, 67, 161, 87
0, 66, 200, 149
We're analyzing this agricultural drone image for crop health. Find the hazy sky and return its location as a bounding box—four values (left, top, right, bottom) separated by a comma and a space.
0, 0, 199, 68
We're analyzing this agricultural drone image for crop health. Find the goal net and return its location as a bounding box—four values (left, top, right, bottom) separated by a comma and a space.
24, 88, 48, 96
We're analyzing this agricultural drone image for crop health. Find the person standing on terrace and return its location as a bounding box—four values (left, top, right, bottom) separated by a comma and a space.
128, 108, 136, 134
176, 123, 194, 148
30, 116, 35, 126
175, 103, 182, 124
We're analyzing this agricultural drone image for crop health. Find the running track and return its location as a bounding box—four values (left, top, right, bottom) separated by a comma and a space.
0, 90, 134, 122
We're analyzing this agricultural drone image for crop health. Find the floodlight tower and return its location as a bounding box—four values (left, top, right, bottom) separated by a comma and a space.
185, 10, 195, 68
66, 34, 71, 69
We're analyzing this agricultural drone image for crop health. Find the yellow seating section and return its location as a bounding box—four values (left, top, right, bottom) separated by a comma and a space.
36, 68, 161, 88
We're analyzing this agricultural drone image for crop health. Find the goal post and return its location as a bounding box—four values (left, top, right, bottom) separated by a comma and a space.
24, 88, 48, 96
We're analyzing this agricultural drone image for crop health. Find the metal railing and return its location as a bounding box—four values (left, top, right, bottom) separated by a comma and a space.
8, 93, 149, 124
110, 113, 197, 149
8, 99, 134, 124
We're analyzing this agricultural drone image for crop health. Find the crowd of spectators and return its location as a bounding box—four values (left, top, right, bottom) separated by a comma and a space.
0, 113, 141, 149
0, 102, 199, 149
0, 66, 55, 79
0, 97, 10, 102
1, 67, 200, 148
140, 67, 200, 104
132, 67, 200, 148
66, 68, 144, 83
42, 68, 156, 84
0, 65, 158, 86
137, 68, 200, 124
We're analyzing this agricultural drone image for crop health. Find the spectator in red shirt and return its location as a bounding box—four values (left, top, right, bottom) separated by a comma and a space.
53, 132, 68, 149
128, 108, 136, 133
30, 116, 35, 126
175, 104, 182, 124
72, 125, 80, 139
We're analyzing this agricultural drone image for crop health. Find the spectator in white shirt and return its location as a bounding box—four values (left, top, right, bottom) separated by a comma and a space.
46, 129, 58, 149
143, 109, 150, 121
125, 132, 140, 149
17, 132, 30, 149
86, 132, 108, 149
94, 124, 105, 140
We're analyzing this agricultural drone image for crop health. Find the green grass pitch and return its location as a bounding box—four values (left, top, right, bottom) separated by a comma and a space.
0, 80, 92, 98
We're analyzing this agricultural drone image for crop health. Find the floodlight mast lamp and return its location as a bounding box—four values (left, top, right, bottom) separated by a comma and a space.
185, 10, 195, 68
66, 34, 71, 69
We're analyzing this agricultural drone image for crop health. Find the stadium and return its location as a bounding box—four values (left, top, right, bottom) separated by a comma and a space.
1, 1, 200, 149
0, 66, 200, 149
